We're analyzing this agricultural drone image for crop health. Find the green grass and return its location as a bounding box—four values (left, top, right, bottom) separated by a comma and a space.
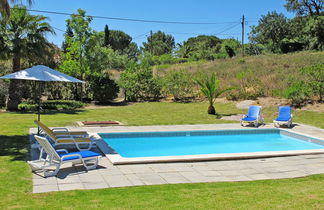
0, 102, 323, 209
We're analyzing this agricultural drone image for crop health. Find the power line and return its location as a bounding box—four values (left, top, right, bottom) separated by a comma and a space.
52, 26, 65, 32
12, 7, 240, 25
214, 23, 240, 35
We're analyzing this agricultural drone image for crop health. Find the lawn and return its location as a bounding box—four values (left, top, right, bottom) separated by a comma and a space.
0, 101, 323, 209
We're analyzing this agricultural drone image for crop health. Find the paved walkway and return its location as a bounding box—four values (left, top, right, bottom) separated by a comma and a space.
30, 123, 324, 193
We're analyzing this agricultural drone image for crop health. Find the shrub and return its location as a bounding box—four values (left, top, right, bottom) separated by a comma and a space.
285, 82, 311, 108
18, 100, 85, 111
162, 70, 194, 100
89, 72, 119, 104
119, 63, 161, 101
300, 64, 324, 102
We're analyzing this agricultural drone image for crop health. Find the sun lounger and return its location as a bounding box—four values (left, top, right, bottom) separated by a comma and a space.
28, 135, 101, 177
34, 120, 94, 151
240, 105, 264, 127
273, 106, 293, 128
35, 120, 88, 137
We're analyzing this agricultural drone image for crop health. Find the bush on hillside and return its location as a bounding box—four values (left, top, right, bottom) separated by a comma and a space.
162, 70, 194, 101
89, 72, 119, 104
285, 82, 311, 108
301, 64, 324, 102
119, 63, 161, 101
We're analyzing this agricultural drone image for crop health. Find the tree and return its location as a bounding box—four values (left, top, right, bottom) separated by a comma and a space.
195, 73, 231, 115
249, 11, 289, 53
59, 9, 93, 100
0, 0, 32, 17
142, 31, 175, 56
177, 35, 222, 60
284, 0, 323, 16
62, 24, 74, 53
104, 24, 109, 47
0, 5, 54, 110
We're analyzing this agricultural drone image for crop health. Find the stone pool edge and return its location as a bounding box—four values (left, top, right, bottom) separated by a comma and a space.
93, 127, 324, 165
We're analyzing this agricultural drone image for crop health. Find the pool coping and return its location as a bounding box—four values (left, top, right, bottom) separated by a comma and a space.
94, 128, 324, 165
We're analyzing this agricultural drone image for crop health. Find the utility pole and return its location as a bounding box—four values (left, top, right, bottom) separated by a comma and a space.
241, 15, 245, 57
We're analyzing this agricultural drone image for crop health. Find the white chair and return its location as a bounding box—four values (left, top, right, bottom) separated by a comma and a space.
28, 135, 101, 177
240, 105, 264, 127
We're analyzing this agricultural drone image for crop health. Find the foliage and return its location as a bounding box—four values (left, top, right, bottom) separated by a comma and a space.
104, 24, 109, 47
304, 16, 324, 50
0, 5, 54, 110
119, 63, 161, 101
162, 70, 194, 100
142, 31, 175, 56
60, 9, 127, 102
18, 100, 85, 111
0, 0, 32, 17
284, 0, 323, 16
301, 63, 324, 101
89, 72, 119, 104
195, 73, 231, 114
59, 8, 93, 80
220, 38, 240, 58
285, 81, 311, 108
141, 52, 187, 66
230, 69, 265, 100
177, 35, 222, 60
249, 11, 289, 53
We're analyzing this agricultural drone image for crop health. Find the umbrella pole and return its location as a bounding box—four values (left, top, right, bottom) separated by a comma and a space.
37, 82, 41, 135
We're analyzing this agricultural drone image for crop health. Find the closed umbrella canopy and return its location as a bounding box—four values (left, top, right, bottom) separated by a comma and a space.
0, 65, 84, 83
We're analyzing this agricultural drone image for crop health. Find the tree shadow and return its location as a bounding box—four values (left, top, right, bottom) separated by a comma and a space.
0, 135, 29, 161
94, 101, 131, 107
6, 109, 85, 116
215, 113, 239, 119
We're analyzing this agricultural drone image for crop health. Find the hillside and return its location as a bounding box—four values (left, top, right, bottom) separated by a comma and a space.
155, 51, 324, 99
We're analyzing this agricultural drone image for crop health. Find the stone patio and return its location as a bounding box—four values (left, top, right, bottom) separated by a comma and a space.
30, 123, 324, 193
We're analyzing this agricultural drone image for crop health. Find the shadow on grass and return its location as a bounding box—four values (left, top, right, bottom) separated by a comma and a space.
6, 109, 85, 116
94, 101, 131, 106
0, 135, 29, 161
215, 113, 238, 119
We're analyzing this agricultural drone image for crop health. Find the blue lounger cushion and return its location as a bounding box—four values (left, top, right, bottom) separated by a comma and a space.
59, 151, 100, 161
241, 116, 257, 121
275, 106, 292, 122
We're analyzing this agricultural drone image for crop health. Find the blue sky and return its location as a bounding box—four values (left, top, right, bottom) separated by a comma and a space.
22, 0, 294, 48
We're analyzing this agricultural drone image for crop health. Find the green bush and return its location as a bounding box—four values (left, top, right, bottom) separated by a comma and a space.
119, 63, 161, 101
162, 70, 194, 100
18, 100, 85, 111
89, 72, 119, 104
285, 82, 311, 108
300, 64, 324, 102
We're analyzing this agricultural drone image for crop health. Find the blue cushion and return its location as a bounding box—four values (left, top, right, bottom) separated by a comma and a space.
242, 116, 257, 121
275, 106, 291, 121
60, 150, 100, 161
247, 106, 261, 118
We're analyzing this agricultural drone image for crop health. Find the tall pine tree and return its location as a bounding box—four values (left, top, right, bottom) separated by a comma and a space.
104, 24, 110, 47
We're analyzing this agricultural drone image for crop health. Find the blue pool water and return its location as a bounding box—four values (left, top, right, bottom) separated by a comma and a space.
100, 131, 324, 158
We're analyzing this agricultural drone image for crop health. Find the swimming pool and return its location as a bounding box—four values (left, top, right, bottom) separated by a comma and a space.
99, 129, 324, 164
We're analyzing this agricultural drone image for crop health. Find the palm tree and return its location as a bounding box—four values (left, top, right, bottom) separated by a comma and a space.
195, 73, 232, 115
0, 0, 32, 17
0, 5, 54, 110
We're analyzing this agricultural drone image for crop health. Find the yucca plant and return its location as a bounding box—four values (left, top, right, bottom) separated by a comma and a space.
195, 73, 232, 115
